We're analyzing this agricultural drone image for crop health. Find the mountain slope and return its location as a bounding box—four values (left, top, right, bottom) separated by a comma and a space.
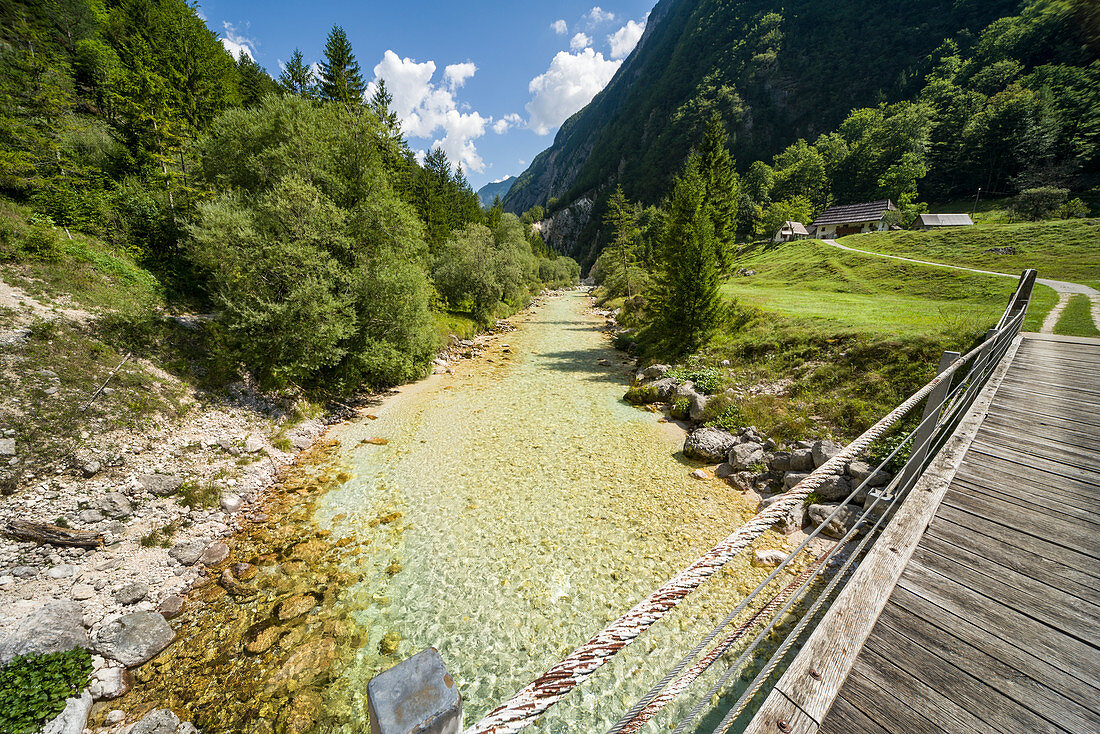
477, 176, 516, 208
503, 0, 1020, 243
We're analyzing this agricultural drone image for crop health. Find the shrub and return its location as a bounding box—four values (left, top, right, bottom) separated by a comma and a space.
1059, 198, 1089, 218
705, 400, 747, 431
0, 649, 93, 734
671, 397, 691, 420
1011, 187, 1068, 221
666, 365, 726, 393
867, 432, 912, 473
178, 481, 219, 509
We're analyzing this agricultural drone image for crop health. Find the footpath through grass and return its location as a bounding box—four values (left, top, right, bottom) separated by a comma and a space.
1053, 294, 1100, 338
843, 218, 1100, 290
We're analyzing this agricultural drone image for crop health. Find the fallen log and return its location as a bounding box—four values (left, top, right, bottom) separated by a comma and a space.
4, 520, 103, 548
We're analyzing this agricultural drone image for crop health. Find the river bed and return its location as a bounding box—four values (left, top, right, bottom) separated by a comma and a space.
115, 291, 802, 733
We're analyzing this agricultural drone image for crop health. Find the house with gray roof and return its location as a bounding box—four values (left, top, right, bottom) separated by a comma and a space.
809, 199, 897, 239
773, 220, 809, 243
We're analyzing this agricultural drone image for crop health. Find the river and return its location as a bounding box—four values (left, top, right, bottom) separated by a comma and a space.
117, 290, 795, 733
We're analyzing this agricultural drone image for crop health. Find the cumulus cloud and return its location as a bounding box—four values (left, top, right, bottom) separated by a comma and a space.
586, 6, 615, 25
220, 22, 255, 61
492, 113, 523, 134
526, 48, 621, 135
570, 32, 592, 50
372, 50, 493, 173
444, 62, 477, 89
551, 19, 568, 34
608, 18, 646, 59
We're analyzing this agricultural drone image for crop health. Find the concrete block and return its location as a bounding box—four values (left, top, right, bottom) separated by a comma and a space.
368, 647, 461, 734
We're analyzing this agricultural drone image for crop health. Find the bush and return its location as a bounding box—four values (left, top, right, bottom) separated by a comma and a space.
705, 399, 747, 431
1059, 198, 1089, 218
1012, 187, 1068, 221
0, 649, 93, 734
671, 397, 691, 420
666, 365, 726, 393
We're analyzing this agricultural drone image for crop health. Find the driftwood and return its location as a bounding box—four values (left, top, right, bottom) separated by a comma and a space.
4, 520, 103, 548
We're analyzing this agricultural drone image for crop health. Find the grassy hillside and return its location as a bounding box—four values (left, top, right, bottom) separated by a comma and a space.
1054, 295, 1100, 337
844, 219, 1100, 289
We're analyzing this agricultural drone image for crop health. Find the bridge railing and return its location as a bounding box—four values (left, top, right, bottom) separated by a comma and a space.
368, 271, 1037, 734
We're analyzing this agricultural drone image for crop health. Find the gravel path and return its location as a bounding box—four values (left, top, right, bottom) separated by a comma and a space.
821, 238, 1100, 333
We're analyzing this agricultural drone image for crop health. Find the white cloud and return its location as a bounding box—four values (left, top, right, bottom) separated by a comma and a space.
608, 18, 646, 59
526, 48, 621, 135
586, 6, 615, 25
444, 62, 477, 89
551, 19, 568, 34
570, 32, 592, 50
492, 113, 523, 134
220, 22, 255, 61
372, 50, 491, 173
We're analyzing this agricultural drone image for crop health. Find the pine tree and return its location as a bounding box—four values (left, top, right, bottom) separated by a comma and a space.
647, 156, 725, 357
369, 79, 401, 137
603, 185, 642, 297
698, 113, 739, 270
319, 26, 366, 106
278, 49, 316, 98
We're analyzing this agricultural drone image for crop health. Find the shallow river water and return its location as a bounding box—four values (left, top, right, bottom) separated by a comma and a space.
118, 291, 801, 733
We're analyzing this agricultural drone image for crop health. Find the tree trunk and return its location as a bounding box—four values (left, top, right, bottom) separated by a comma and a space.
4, 520, 104, 548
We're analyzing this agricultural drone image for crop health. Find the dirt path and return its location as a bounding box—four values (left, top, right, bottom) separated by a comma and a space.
0, 274, 94, 324
821, 239, 1100, 333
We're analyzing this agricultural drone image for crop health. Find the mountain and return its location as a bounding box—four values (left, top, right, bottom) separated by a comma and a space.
501, 0, 1025, 260
477, 176, 516, 208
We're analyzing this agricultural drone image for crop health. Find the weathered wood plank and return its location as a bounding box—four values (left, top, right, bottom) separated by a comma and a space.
990, 387, 1100, 419
927, 517, 1100, 603
962, 444, 1100, 488
899, 560, 1100, 691
912, 540, 1100, 645
969, 435, 1100, 476
934, 503, 1100, 580
1000, 374, 1100, 400
862, 615, 1061, 733
951, 474, 1100, 528
983, 413, 1100, 446
983, 402, 1100, 432
940, 488, 1097, 557
744, 690, 819, 734
955, 456, 1100, 501
877, 602, 1100, 733
1021, 332, 1100, 346
817, 695, 892, 734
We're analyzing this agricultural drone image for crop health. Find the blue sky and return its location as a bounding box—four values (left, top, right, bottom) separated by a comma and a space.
197, 1, 656, 190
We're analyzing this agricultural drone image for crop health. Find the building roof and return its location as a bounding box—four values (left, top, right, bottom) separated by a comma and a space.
779, 220, 809, 235
917, 213, 973, 227
810, 200, 897, 227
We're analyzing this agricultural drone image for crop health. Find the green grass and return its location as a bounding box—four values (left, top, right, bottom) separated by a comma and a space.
926, 197, 1013, 224
1053, 294, 1100, 337
432, 310, 481, 342
844, 219, 1100, 290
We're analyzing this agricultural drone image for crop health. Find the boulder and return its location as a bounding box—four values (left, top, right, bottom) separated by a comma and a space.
752, 549, 789, 568
811, 440, 845, 469
97, 493, 132, 519
690, 468, 709, 480
79, 509, 104, 524
41, 690, 92, 734
168, 540, 204, 566
789, 449, 815, 471
71, 584, 95, 601
714, 463, 735, 479
113, 582, 149, 606
848, 461, 892, 488
641, 364, 671, 381
157, 595, 185, 620
808, 503, 863, 539
651, 378, 679, 402
782, 472, 810, 490
244, 435, 264, 453
682, 427, 738, 463
816, 474, 852, 501
177, 723, 200, 734
92, 611, 175, 667
199, 541, 230, 566
128, 709, 180, 734
769, 452, 792, 473
47, 564, 75, 579
81, 461, 101, 478
220, 494, 243, 513
0, 438, 14, 456
759, 494, 805, 534
88, 665, 133, 700
728, 442, 765, 470
0, 600, 87, 663
687, 392, 711, 421
136, 474, 184, 497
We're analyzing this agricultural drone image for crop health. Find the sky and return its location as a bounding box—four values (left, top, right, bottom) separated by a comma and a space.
196, 0, 657, 191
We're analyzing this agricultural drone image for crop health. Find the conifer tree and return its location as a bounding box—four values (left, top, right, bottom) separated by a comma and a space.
278, 49, 316, 98
698, 112, 739, 270
319, 26, 366, 106
647, 156, 725, 356
369, 79, 402, 137
603, 185, 642, 298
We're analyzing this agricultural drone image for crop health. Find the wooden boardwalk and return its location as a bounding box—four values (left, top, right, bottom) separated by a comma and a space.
817, 333, 1100, 734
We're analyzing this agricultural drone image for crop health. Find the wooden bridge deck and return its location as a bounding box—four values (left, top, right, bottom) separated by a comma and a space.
817, 332, 1100, 734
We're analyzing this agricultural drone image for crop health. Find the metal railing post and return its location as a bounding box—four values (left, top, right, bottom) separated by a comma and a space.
897, 350, 959, 493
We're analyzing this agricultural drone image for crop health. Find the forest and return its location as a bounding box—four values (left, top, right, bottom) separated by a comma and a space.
0, 0, 578, 392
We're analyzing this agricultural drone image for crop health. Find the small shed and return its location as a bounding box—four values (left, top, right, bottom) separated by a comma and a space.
773, 221, 809, 243
809, 200, 897, 239
916, 213, 973, 229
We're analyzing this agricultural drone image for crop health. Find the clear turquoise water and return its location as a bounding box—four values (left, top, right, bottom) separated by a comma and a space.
316, 292, 773, 732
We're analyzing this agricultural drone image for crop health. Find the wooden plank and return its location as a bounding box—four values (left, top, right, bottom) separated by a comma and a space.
1001, 374, 1100, 399
845, 648, 1000, 733
970, 432, 1100, 471
962, 445, 1100, 488
898, 560, 1100, 691
912, 539, 1100, 645
817, 695, 892, 734
955, 456, 1100, 501
941, 488, 1098, 558
890, 584, 1100, 716
934, 503, 1100, 580
877, 602, 1100, 733
742, 335, 1026, 733
1021, 332, 1100, 346
974, 423, 1100, 471
927, 516, 1100, 602
862, 616, 1061, 734
744, 690, 819, 734
990, 387, 1100, 420
983, 414, 1100, 447
951, 475, 1100, 528
983, 402, 1100, 432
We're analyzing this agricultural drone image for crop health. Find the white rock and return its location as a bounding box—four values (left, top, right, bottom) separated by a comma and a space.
243, 435, 264, 453
0, 438, 14, 456
47, 564, 76, 579
41, 690, 92, 734
752, 549, 789, 567
105, 710, 125, 725
71, 584, 95, 600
